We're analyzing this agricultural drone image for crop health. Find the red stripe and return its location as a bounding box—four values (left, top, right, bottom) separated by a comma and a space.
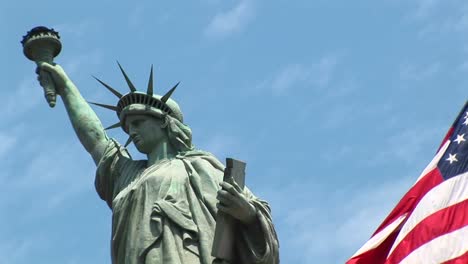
443, 250, 468, 264
385, 200, 468, 264
346, 169, 444, 264
373, 168, 443, 235
346, 229, 400, 264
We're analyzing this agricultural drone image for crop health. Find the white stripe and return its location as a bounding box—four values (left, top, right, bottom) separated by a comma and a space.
388, 172, 468, 255
415, 140, 450, 183
349, 140, 453, 260
399, 225, 468, 264
350, 214, 407, 257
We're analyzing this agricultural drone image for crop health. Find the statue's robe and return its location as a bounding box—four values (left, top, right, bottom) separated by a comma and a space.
95, 139, 279, 264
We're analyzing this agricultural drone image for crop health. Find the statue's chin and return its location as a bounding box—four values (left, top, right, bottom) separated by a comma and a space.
134, 142, 149, 154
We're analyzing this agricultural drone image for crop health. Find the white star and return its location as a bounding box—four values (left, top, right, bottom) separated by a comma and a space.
464, 118, 468, 126
465, 111, 468, 118
454, 134, 466, 144
446, 153, 458, 164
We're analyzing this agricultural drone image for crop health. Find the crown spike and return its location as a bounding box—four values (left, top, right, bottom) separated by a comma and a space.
124, 136, 133, 147
105, 122, 122, 130
147, 65, 154, 96
92, 75, 123, 99
88, 101, 118, 111
161, 82, 180, 103
117, 61, 137, 92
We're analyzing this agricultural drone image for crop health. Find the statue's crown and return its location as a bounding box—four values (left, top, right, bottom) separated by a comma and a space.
90, 62, 182, 146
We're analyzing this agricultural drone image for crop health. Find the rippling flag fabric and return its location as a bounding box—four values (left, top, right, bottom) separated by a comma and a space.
347, 102, 468, 264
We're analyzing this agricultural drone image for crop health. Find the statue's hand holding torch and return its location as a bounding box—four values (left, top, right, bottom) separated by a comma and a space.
22, 26, 62, 107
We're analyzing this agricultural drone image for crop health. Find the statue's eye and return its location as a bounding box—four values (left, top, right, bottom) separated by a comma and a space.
131, 119, 143, 127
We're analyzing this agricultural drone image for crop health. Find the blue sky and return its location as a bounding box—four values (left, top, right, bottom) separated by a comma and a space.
1, 0, 467, 263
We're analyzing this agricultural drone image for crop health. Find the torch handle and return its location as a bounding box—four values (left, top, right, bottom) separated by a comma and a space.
37, 65, 57, 108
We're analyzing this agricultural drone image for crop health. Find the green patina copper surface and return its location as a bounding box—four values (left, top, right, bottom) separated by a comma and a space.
27, 29, 279, 263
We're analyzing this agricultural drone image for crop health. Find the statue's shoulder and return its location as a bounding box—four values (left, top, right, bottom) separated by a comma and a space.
176, 149, 225, 172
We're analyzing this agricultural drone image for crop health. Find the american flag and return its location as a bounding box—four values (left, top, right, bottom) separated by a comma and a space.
347, 102, 468, 264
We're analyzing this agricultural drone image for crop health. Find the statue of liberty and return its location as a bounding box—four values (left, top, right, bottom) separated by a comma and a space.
34, 57, 279, 263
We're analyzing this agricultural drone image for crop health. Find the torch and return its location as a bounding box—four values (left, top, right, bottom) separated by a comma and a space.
21, 26, 62, 107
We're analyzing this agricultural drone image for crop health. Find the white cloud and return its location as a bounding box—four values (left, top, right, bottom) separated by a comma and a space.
53, 19, 100, 39
17, 141, 92, 187
0, 138, 94, 219
258, 55, 340, 96
399, 62, 441, 81
44, 183, 89, 210
326, 78, 359, 98
1, 76, 42, 117
412, 0, 442, 19
0, 233, 52, 264
455, 11, 468, 32
458, 60, 468, 72
270, 64, 310, 95
261, 174, 414, 263
62, 50, 103, 77
318, 102, 357, 130
204, 0, 255, 38
385, 126, 442, 163
128, 5, 145, 28
402, 0, 468, 38
2, 52, 101, 122
417, 15, 468, 38
355, 124, 444, 169
0, 132, 17, 159
0, 239, 35, 264
198, 133, 243, 161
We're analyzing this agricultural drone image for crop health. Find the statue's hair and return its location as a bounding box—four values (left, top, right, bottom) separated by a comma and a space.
161, 114, 194, 152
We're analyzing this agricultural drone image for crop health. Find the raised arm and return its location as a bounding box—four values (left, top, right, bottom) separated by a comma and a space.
38, 62, 109, 165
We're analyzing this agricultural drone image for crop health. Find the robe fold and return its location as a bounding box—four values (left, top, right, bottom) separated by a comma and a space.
95, 139, 279, 264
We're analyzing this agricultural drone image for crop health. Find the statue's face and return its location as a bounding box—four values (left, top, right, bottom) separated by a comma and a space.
126, 114, 166, 154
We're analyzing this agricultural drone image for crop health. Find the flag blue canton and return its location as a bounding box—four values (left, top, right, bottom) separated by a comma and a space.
438, 103, 468, 180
